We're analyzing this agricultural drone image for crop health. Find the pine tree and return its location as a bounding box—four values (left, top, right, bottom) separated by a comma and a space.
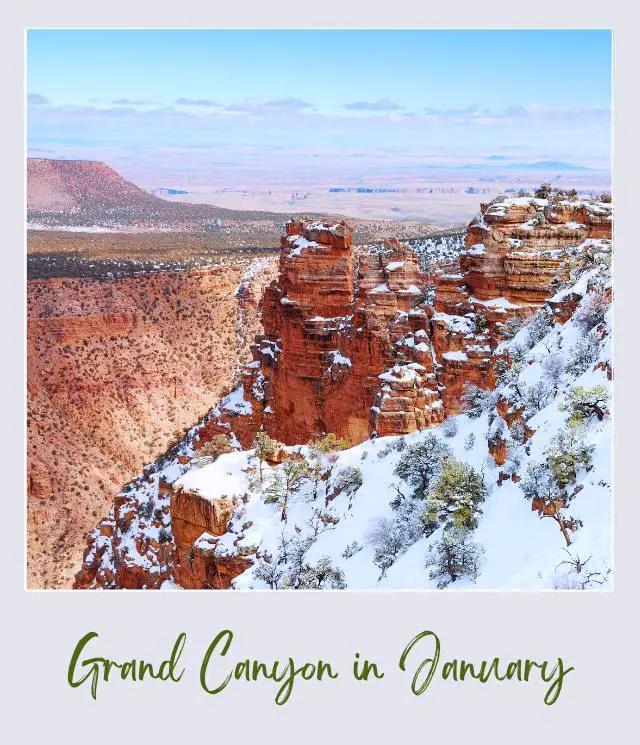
424, 457, 486, 530
252, 430, 278, 487
394, 433, 452, 499
565, 333, 599, 377
298, 556, 346, 589
561, 386, 609, 425
264, 458, 309, 521
521, 426, 593, 545
426, 528, 483, 588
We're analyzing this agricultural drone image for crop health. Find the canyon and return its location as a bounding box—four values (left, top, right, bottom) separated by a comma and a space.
27, 257, 276, 588
205, 194, 612, 444
73, 189, 612, 590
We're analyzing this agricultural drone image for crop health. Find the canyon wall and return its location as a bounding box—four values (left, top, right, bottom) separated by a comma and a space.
73, 192, 612, 590
207, 196, 611, 449
28, 257, 275, 588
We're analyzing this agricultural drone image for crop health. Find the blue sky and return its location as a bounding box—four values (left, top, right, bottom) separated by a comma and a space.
27, 29, 612, 178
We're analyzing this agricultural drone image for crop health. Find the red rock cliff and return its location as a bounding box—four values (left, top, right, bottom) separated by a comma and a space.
430, 195, 612, 414
207, 220, 443, 447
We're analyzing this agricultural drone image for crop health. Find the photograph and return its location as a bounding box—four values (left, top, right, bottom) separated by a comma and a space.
26, 28, 613, 591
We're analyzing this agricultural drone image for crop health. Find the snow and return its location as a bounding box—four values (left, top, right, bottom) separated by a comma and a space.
288, 236, 319, 257
379, 363, 425, 383
385, 261, 405, 271
442, 350, 469, 362
235, 258, 273, 297
470, 295, 521, 310
220, 385, 253, 415
87, 235, 611, 592
175, 450, 251, 502
370, 283, 390, 293
329, 351, 352, 368
467, 243, 486, 256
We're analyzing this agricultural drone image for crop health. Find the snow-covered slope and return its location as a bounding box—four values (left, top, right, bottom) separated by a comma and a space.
79, 237, 612, 591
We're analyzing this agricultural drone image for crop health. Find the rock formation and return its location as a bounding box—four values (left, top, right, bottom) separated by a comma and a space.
430, 195, 612, 414
203, 220, 444, 447
72, 191, 613, 591
206, 195, 611, 446
28, 258, 273, 588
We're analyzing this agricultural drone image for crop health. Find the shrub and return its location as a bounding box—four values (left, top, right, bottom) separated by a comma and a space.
424, 458, 486, 530
464, 433, 476, 450
509, 422, 527, 445
394, 434, 452, 499
426, 528, 484, 588
310, 432, 349, 455
474, 313, 488, 333
561, 385, 609, 426
395, 437, 407, 452
198, 434, 233, 460
367, 509, 423, 577
253, 556, 285, 589
534, 182, 552, 199
252, 430, 279, 486
542, 353, 565, 389
441, 417, 458, 438
342, 541, 363, 559
138, 499, 155, 521
332, 466, 363, 496
527, 305, 554, 347
565, 333, 599, 377
461, 384, 495, 418
298, 556, 346, 589
500, 315, 526, 340
573, 291, 609, 333
158, 527, 172, 544
525, 380, 553, 417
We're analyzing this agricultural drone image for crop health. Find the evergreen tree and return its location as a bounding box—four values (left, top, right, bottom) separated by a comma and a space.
367, 507, 423, 579
426, 528, 484, 588
521, 426, 593, 545
394, 433, 452, 499
562, 385, 609, 425
264, 458, 309, 521
565, 333, 599, 377
424, 457, 486, 530
252, 430, 278, 487
298, 556, 346, 589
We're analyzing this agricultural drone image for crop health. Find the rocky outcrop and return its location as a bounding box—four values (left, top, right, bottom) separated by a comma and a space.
29, 260, 268, 589
71, 190, 613, 591
170, 486, 241, 588
430, 194, 612, 415
206, 195, 612, 444
206, 222, 443, 447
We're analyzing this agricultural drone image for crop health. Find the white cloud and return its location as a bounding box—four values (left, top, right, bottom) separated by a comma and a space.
175, 97, 221, 107
225, 97, 314, 114
342, 98, 402, 111
27, 93, 50, 106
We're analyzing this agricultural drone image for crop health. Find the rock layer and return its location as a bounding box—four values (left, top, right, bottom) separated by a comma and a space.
72, 192, 613, 590
29, 259, 269, 588
207, 222, 443, 447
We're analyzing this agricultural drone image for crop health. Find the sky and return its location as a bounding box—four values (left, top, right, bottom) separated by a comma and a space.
27, 30, 612, 186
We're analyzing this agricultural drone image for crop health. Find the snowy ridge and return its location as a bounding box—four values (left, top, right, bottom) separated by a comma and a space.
81, 237, 612, 591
